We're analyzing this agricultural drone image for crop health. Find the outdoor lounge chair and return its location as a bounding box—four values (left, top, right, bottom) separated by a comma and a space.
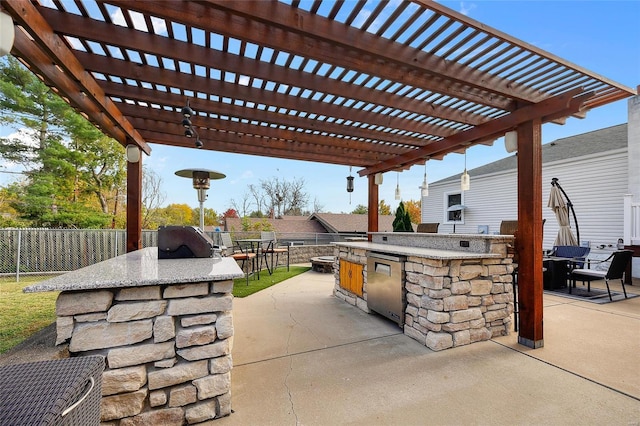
260, 231, 290, 273
570, 250, 633, 301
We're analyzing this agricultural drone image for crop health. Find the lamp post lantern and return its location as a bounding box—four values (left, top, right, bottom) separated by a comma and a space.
175, 169, 225, 231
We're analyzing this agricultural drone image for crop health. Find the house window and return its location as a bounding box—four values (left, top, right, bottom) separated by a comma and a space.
445, 191, 464, 224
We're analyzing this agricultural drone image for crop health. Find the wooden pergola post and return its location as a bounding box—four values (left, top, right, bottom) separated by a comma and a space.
516, 119, 544, 348
367, 174, 379, 241
126, 151, 142, 253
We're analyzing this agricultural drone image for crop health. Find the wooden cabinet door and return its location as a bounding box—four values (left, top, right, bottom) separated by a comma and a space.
339, 260, 363, 297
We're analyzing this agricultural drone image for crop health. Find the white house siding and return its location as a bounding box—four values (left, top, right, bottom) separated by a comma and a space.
422, 148, 628, 258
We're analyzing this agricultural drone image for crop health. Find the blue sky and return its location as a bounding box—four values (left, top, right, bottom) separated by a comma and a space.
1, 1, 639, 216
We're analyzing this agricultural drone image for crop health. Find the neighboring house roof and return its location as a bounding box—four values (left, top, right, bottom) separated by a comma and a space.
223, 213, 396, 234
310, 213, 395, 233
435, 123, 627, 183
223, 217, 326, 234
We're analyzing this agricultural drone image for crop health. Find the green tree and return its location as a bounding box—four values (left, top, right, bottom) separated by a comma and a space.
351, 204, 367, 214
156, 204, 194, 226
193, 207, 219, 227
241, 217, 273, 232
378, 199, 391, 215
0, 57, 126, 228
392, 201, 414, 232
403, 199, 421, 224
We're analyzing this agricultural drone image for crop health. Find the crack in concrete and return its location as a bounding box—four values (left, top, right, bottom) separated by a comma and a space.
284, 318, 299, 425
270, 291, 301, 424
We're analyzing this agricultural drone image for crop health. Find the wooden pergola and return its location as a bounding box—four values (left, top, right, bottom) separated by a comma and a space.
2, 0, 635, 348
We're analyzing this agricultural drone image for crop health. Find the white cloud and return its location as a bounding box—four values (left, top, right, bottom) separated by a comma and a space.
149, 155, 169, 172
459, 2, 477, 17
229, 170, 254, 185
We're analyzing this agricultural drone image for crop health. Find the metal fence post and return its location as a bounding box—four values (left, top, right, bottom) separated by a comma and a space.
16, 229, 21, 282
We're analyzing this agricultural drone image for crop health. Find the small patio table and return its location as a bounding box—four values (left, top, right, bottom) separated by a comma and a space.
543, 256, 580, 290
236, 238, 269, 279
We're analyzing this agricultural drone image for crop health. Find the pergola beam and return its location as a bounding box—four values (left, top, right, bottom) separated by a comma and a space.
3, 0, 151, 155
359, 88, 594, 176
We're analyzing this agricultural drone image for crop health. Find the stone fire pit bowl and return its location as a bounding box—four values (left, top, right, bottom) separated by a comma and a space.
310, 256, 335, 273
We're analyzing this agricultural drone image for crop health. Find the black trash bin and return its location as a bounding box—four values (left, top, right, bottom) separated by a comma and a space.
0, 356, 104, 426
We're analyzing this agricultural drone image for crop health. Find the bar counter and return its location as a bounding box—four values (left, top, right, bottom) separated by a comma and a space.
24, 248, 244, 424
333, 232, 515, 351
25, 247, 243, 293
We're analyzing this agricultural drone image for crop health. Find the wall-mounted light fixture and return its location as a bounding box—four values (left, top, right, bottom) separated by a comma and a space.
374, 173, 383, 185
125, 144, 141, 163
505, 130, 518, 153
0, 11, 15, 57
181, 101, 203, 149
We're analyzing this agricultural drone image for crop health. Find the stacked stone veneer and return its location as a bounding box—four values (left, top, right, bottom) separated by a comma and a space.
335, 242, 514, 352
55, 280, 234, 425
402, 255, 513, 351
288, 244, 334, 264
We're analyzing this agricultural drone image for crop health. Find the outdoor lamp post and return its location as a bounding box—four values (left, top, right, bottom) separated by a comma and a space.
175, 168, 225, 231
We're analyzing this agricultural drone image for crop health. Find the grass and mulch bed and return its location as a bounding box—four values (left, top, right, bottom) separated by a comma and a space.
0, 277, 59, 354
0, 266, 311, 354
232, 265, 311, 298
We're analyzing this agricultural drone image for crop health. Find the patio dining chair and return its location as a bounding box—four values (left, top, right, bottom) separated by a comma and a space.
260, 231, 290, 274
551, 245, 591, 268
549, 245, 591, 289
570, 250, 633, 301
219, 232, 257, 285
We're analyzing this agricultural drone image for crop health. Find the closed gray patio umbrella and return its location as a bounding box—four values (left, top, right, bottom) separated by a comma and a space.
548, 180, 578, 246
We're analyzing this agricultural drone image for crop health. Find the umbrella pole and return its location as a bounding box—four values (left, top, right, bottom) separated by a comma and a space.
550, 178, 580, 245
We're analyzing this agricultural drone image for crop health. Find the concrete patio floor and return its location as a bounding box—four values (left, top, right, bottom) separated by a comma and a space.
217, 268, 639, 425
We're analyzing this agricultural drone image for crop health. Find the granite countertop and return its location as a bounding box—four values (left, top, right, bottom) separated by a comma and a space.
24, 247, 244, 293
332, 241, 502, 259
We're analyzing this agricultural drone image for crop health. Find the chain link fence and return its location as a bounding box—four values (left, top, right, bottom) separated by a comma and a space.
0, 229, 157, 282
0, 228, 362, 282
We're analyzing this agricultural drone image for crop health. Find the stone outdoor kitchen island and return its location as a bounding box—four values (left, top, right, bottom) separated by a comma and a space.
334, 233, 515, 351
24, 247, 243, 425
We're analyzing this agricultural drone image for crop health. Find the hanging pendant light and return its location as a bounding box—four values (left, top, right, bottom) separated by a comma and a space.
180, 100, 203, 148
461, 151, 470, 191
395, 172, 401, 200
346, 166, 354, 204
420, 163, 429, 197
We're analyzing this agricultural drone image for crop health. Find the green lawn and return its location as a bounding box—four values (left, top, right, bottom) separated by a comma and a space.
0, 277, 59, 354
232, 266, 311, 298
0, 266, 311, 354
